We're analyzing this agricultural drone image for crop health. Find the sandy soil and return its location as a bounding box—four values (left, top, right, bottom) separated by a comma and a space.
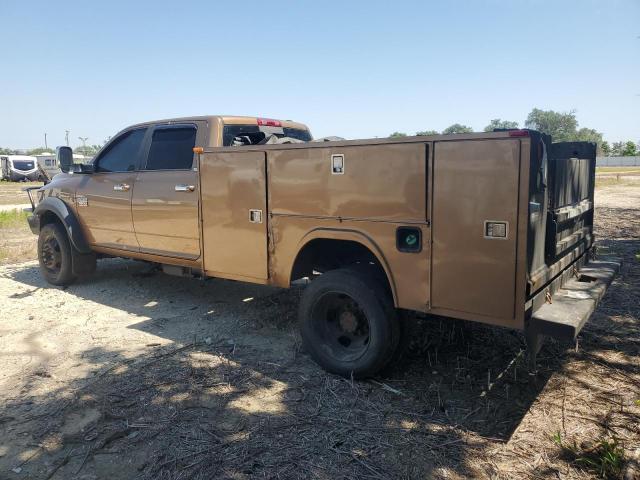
0, 184, 638, 479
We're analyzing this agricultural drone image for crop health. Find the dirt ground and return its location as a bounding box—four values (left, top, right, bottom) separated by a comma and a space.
0, 182, 638, 479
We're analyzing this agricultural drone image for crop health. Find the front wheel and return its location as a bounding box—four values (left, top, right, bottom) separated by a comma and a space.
298, 268, 397, 378
38, 223, 76, 286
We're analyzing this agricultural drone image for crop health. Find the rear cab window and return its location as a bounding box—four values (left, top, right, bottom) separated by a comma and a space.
145, 126, 197, 170
223, 124, 312, 146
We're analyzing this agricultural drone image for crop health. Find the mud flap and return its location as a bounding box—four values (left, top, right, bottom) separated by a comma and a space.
72, 251, 97, 276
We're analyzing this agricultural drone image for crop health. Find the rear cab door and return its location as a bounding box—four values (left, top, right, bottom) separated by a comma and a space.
131, 122, 206, 259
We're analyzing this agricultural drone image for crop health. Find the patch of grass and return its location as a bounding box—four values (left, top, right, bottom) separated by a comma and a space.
0, 181, 43, 205
0, 209, 29, 228
552, 432, 625, 479
596, 166, 640, 174
595, 177, 639, 188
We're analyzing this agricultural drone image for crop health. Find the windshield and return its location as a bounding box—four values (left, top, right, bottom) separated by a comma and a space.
222, 125, 312, 147
12, 160, 35, 170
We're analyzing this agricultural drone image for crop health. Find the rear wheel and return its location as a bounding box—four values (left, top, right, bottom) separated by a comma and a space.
299, 268, 397, 378
38, 223, 76, 286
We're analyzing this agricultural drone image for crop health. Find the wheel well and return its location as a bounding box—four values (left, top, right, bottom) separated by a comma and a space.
290, 238, 393, 299
40, 210, 64, 229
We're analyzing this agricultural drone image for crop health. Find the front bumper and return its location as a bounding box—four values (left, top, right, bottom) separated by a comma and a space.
528, 256, 621, 340
27, 214, 40, 234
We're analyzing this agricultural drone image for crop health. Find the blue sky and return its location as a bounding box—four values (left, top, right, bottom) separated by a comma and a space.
1, 0, 638, 149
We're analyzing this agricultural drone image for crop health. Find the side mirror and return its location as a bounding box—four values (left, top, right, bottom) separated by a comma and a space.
71, 163, 95, 174
56, 146, 74, 173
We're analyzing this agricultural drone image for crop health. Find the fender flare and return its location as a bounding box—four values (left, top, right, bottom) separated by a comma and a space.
34, 197, 92, 254
291, 227, 398, 306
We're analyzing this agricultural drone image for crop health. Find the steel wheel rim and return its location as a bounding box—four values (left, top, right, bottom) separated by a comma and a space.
41, 234, 62, 274
310, 291, 371, 363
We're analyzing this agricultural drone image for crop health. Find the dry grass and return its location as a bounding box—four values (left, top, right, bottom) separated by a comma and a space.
595, 176, 640, 189
0, 180, 42, 205
596, 166, 640, 174
0, 209, 36, 264
0, 183, 637, 479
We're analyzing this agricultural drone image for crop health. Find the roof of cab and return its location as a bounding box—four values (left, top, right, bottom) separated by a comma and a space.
128, 115, 309, 132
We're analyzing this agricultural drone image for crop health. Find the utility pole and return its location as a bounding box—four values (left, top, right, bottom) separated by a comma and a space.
44, 133, 48, 150
78, 137, 89, 156
65, 130, 70, 147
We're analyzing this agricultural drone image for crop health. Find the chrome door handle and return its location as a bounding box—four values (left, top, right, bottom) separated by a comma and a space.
175, 184, 195, 192
113, 183, 130, 191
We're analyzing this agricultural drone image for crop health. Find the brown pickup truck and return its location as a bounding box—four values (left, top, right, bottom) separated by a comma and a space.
26, 115, 619, 377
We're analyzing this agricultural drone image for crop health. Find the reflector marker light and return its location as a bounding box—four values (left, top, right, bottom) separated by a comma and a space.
257, 118, 282, 127
508, 130, 529, 137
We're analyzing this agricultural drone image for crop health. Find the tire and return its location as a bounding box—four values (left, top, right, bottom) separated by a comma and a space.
299, 268, 397, 378
344, 263, 404, 367
38, 223, 76, 286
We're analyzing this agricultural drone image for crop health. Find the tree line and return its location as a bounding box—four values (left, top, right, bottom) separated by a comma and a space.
0, 144, 103, 157
389, 108, 639, 157
1, 110, 637, 157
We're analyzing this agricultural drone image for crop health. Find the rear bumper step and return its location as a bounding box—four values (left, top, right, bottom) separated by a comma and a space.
529, 258, 621, 340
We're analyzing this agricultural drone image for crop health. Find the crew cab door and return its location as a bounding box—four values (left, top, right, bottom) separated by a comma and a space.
131, 124, 202, 259
75, 128, 148, 251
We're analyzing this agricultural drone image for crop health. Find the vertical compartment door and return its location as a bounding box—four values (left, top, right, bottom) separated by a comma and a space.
200, 151, 268, 280
431, 140, 521, 320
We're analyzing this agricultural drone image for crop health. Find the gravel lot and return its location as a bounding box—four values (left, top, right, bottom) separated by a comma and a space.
0, 183, 638, 479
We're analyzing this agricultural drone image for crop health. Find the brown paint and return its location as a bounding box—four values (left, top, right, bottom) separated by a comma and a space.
35, 117, 590, 333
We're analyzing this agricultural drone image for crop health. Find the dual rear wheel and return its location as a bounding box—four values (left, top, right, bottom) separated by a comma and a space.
298, 267, 405, 378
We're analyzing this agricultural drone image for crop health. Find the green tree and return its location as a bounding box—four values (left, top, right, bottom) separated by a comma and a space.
0, 147, 16, 155
574, 128, 604, 155
416, 130, 439, 136
622, 141, 637, 156
76, 145, 98, 156
600, 141, 611, 156
442, 124, 473, 134
483, 119, 519, 132
388, 132, 407, 138
27, 147, 54, 156
574, 127, 603, 144
610, 142, 624, 156
524, 109, 578, 142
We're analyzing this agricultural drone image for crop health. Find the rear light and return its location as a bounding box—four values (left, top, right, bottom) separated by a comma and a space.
508, 129, 529, 137
257, 118, 282, 127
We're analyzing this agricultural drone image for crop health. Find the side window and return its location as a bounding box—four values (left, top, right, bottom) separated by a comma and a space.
145, 126, 196, 170
95, 128, 146, 173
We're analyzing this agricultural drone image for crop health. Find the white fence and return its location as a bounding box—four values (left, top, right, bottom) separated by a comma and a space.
596, 156, 640, 167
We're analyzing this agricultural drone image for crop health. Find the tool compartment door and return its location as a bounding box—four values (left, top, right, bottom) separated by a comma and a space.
431, 139, 520, 320
200, 151, 268, 280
